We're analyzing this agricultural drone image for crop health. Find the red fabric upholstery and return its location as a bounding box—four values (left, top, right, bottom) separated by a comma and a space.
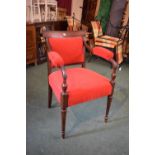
49, 68, 112, 106
48, 37, 84, 65
48, 52, 64, 67
93, 47, 114, 61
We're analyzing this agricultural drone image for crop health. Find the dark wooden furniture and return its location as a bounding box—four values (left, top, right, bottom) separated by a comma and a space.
44, 31, 118, 139
26, 24, 37, 65
81, 0, 97, 31
26, 20, 68, 65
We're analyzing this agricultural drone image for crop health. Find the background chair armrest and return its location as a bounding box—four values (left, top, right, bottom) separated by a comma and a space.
116, 39, 123, 45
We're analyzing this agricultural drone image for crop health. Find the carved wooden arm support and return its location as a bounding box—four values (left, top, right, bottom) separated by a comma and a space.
47, 51, 68, 97
60, 66, 68, 107
60, 66, 68, 94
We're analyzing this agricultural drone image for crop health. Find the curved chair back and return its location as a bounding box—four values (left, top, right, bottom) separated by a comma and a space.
44, 31, 87, 66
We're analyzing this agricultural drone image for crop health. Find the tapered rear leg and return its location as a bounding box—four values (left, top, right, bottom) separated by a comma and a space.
48, 84, 52, 108
104, 95, 113, 123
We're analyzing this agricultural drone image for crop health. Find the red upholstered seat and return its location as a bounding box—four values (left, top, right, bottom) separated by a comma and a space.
49, 68, 112, 106
93, 47, 114, 61
48, 37, 84, 65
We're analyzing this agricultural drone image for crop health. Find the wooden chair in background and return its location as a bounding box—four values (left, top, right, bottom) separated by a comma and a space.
91, 20, 128, 65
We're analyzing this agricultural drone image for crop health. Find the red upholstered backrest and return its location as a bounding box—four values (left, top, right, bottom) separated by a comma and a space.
48, 37, 84, 65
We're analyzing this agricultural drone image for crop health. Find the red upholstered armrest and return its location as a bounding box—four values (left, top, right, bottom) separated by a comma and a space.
48, 51, 64, 67
92, 47, 114, 61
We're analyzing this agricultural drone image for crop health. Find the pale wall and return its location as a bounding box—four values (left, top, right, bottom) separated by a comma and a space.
26, 0, 84, 21
26, 0, 30, 6
71, 0, 84, 21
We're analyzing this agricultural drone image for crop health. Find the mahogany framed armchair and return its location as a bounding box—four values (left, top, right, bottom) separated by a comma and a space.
43, 31, 118, 139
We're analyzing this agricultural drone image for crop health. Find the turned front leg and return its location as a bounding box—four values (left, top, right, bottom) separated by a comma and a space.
61, 93, 68, 139
61, 106, 67, 139
60, 66, 68, 139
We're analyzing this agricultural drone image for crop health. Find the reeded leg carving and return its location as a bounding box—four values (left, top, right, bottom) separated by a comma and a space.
60, 66, 68, 139
104, 95, 113, 123
61, 92, 68, 139
61, 108, 67, 139
48, 85, 52, 108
